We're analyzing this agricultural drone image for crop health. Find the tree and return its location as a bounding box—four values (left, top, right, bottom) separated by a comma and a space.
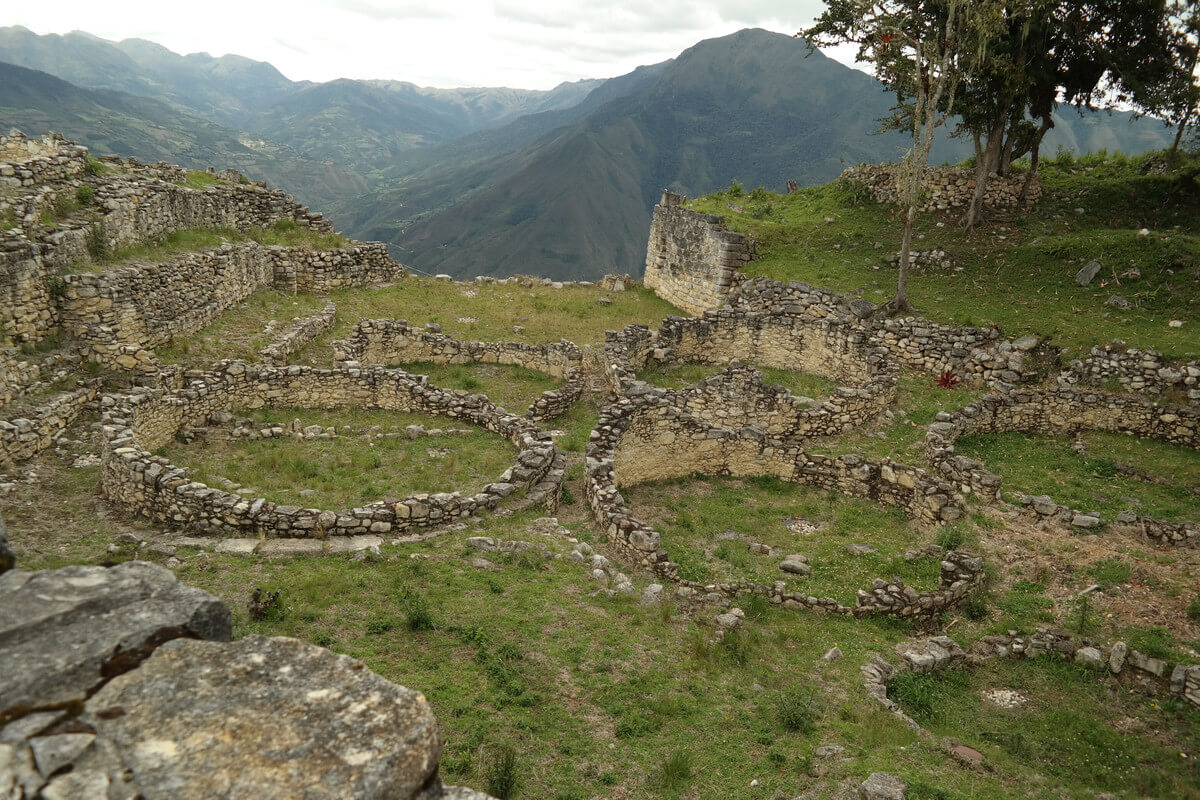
806, 0, 1002, 314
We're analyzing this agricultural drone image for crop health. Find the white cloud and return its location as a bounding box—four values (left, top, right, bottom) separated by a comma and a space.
5, 0, 848, 88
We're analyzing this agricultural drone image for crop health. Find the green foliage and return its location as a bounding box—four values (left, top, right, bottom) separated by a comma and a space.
1187, 596, 1200, 623
484, 745, 521, 799
1125, 625, 1178, 660
1070, 594, 1099, 636
84, 156, 106, 176
726, 179, 745, 198
934, 523, 965, 551
654, 749, 693, 792
401, 589, 435, 631
1085, 558, 1132, 586
886, 668, 971, 725
75, 184, 94, 205
775, 684, 820, 733
86, 221, 110, 262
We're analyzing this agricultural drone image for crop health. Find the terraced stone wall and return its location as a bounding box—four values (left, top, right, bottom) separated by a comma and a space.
840, 164, 1041, 212
336, 320, 582, 379
60, 243, 401, 369
260, 302, 337, 365
1061, 342, 1200, 406
643, 190, 752, 315
100, 364, 562, 537
0, 132, 88, 188
0, 383, 99, 468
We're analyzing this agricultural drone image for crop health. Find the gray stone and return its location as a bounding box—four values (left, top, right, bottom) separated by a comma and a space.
780, 559, 812, 576
1075, 260, 1102, 286
849, 299, 876, 319
1105, 295, 1131, 309
814, 744, 846, 758
1074, 646, 1104, 668
1011, 336, 1039, 352
1109, 641, 1128, 674
0, 562, 231, 718
821, 646, 843, 663
860, 772, 907, 800
1070, 514, 1102, 529
1116, 510, 1137, 524
640, 584, 664, 606
846, 543, 879, 555
78, 636, 445, 800
30, 733, 95, 776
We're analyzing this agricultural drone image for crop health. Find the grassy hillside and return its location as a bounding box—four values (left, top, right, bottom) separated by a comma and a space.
691, 151, 1200, 359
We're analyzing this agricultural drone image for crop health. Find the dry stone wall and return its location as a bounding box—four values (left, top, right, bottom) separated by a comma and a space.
260, 301, 337, 365
643, 191, 752, 315
99, 363, 563, 538
1060, 342, 1200, 406
335, 319, 586, 420
0, 132, 334, 348
840, 164, 1041, 212
583, 386, 979, 619
0, 383, 100, 468
61, 242, 401, 370
925, 387, 1198, 546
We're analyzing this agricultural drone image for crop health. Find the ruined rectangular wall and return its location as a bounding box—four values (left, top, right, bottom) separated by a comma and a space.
643, 191, 752, 316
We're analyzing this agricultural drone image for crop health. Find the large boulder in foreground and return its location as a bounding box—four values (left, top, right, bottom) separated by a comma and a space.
0, 562, 492, 799
0, 561, 231, 718
69, 636, 449, 799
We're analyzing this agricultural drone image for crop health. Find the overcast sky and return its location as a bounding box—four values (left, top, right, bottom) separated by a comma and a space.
5, 1, 858, 89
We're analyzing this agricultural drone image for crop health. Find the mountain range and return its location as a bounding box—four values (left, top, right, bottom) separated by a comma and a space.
0, 26, 1176, 279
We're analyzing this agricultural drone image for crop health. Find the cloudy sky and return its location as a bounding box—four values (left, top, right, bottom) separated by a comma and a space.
5, 0, 855, 89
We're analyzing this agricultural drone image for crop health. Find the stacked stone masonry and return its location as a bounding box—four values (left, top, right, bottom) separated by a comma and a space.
99, 363, 564, 538
335, 319, 586, 420
0, 383, 100, 468
864, 632, 1200, 732
1060, 342, 1200, 406
0, 131, 336, 348
584, 385, 980, 619
840, 164, 1042, 212
925, 387, 1198, 546
643, 190, 752, 315
61, 242, 401, 370
260, 301, 337, 365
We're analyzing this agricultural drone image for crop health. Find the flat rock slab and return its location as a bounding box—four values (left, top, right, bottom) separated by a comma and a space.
77, 636, 443, 800
0, 561, 231, 718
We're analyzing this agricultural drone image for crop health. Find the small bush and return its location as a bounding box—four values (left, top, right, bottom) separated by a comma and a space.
935, 523, 965, 551
312, 632, 338, 648
75, 185, 95, 205
248, 588, 282, 622
84, 156, 106, 176
656, 749, 693, 791
727, 179, 745, 197
1085, 557, 1131, 586
558, 484, 575, 505
1187, 597, 1200, 623
365, 615, 398, 635
86, 221, 110, 262
775, 684, 820, 733
1070, 594, 1098, 635
485, 745, 521, 799
401, 589, 435, 631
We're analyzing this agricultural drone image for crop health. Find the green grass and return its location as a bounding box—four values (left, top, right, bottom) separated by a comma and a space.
954, 430, 1200, 521
691, 155, 1200, 359
97, 221, 347, 268
626, 475, 945, 602
179, 169, 222, 189
157, 408, 519, 508
636, 362, 838, 399
887, 658, 1200, 798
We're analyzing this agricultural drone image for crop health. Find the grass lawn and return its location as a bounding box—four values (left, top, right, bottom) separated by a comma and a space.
636, 362, 839, 399
955, 430, 1200, 522
157, 408, 519, 509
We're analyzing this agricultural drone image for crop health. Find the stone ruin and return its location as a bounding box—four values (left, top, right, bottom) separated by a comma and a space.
2, 134, 1197, 795
839, 163, 1042, 212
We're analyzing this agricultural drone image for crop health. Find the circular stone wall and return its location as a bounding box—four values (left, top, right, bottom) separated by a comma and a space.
925, 387, 1199, 546
100, 362, 563, 538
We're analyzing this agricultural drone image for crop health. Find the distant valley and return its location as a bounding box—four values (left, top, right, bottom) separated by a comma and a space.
0, 26, 1176, 279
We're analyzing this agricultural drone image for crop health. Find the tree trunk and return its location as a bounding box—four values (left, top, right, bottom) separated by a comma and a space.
1019, 116, 1053, 209
1172, 116, 1189, 155
965, 117, 1004, 229
881, 207, 917, 316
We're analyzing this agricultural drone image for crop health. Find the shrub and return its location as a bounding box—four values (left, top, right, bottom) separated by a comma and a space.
485, 745, 521, 799
86, 221, 110, 262
775, 684, 820, 733
401, 589, 435, 631
248, 588, 282, 622
656, 749, 693, 791
75, 185, 95, 205
935, 523, 966, 551
84, 156, 106, 176
1187, 597, 1200, 623
558, 484, 575, 505
727, 179, 745, 197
